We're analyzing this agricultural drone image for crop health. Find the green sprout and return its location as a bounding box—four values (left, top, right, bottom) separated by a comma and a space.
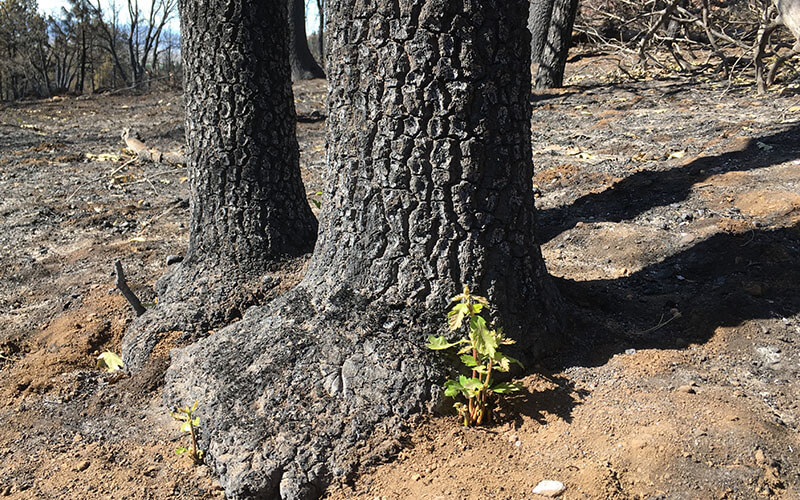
308, 191, 323, 209
171, 400, 203, 464
427, 285, 523, 426
96, 351, 124, 372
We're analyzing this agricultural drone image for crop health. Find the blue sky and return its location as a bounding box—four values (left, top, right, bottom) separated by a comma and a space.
37, 0, 321, 35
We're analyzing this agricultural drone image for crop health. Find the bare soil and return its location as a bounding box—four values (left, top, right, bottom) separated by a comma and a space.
1, 56, 799, 499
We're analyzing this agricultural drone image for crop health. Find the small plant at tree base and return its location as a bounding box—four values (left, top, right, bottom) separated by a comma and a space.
308, 191, 323, 209
427, 285, 523, 426
96, 351, 124, 372
171, 400, 204, 464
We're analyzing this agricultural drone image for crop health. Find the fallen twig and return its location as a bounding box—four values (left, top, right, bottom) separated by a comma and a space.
122, 128, 185, 166
66, 158, 136, 202
634, 310, 682, 336
114, 260, 146, 316
137, 200, 182, 233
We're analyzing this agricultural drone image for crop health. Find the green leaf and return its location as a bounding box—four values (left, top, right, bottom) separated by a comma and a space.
470, 315, 498, 358
460, 354, 478, 367
180, 421, 193, 433
491, 382, 522, 394
96, 351, 124, 373
175, 447, 187, 455
458, 375, 483, 396
447, 303, 469, 331
443, 379, 463, 398
426, 335, 463, 350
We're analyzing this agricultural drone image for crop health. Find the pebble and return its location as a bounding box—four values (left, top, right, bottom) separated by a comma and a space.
532, 480, 566, 497
677, 385, 696, 394
76, 460, 90, 472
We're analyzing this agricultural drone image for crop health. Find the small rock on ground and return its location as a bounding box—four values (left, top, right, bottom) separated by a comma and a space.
533, 479, 566, 497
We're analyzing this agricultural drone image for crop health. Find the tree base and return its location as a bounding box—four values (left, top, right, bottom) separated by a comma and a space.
121, 257, 305, 373
163, 285, 447, 499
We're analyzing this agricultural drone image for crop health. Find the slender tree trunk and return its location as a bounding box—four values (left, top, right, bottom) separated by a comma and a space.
529, 0, 555, 63
316, 0, 324, 60
78, 26, 87, 93
161, 1, 563, 499
287, 0, 325, 80
535, 0, 579, 88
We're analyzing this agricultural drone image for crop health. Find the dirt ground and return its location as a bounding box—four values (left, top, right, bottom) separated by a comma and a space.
1, 54, 799, 499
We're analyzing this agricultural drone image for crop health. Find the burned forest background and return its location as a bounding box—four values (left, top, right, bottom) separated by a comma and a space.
2, 0, 800, 102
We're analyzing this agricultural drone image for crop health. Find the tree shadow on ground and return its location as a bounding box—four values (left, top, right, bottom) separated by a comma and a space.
500, 372, 589, 426
512, 221, 800, 422
530, 89, 578, 104
554, 221, 800, 369
537, 124, 800, 243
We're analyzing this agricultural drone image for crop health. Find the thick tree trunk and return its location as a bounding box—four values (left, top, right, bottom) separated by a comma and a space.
535, 0, 579, 89
288, 0, 325, 80
122, 0, 318, 371
529, 0, 555, 63
306, 0, 561, 354
161, 1, 563, 498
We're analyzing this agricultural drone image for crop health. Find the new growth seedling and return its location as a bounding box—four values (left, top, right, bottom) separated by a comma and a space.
171, 400, 203, 464
96, 351, 124, 372
427, 285, 523, 426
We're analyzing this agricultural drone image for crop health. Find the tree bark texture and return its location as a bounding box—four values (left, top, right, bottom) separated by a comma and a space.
180, 0, 317, 271
535, 0, 579, 88
529, 0, 555, 63
121, 0, 318, 372
288, 0, 326, 80
306, 0, 562, 351
161, 1, 563, 498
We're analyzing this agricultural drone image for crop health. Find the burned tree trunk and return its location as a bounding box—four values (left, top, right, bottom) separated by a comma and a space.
162, 1, 563, 498
529, 0, 555, 63
180, 0, 317, 268
305, 0, 561, 351
535, 0, 579, 88
122, 0, 318, 371
288, 0, 325, 80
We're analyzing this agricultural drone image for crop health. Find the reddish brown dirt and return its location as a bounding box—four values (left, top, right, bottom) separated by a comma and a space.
1, 58, 800, 499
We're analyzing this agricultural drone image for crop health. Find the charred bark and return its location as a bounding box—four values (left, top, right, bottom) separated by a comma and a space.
162, 1, 563, 498
529, 0, 555, 63
288, 0, 325, 80
122, 0, 318, 371
535, 0, 579, 89
180, 0, 316, 267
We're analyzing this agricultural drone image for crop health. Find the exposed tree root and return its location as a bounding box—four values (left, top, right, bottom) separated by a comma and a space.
162, 285, 446, 500
121, 257, 305, 372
